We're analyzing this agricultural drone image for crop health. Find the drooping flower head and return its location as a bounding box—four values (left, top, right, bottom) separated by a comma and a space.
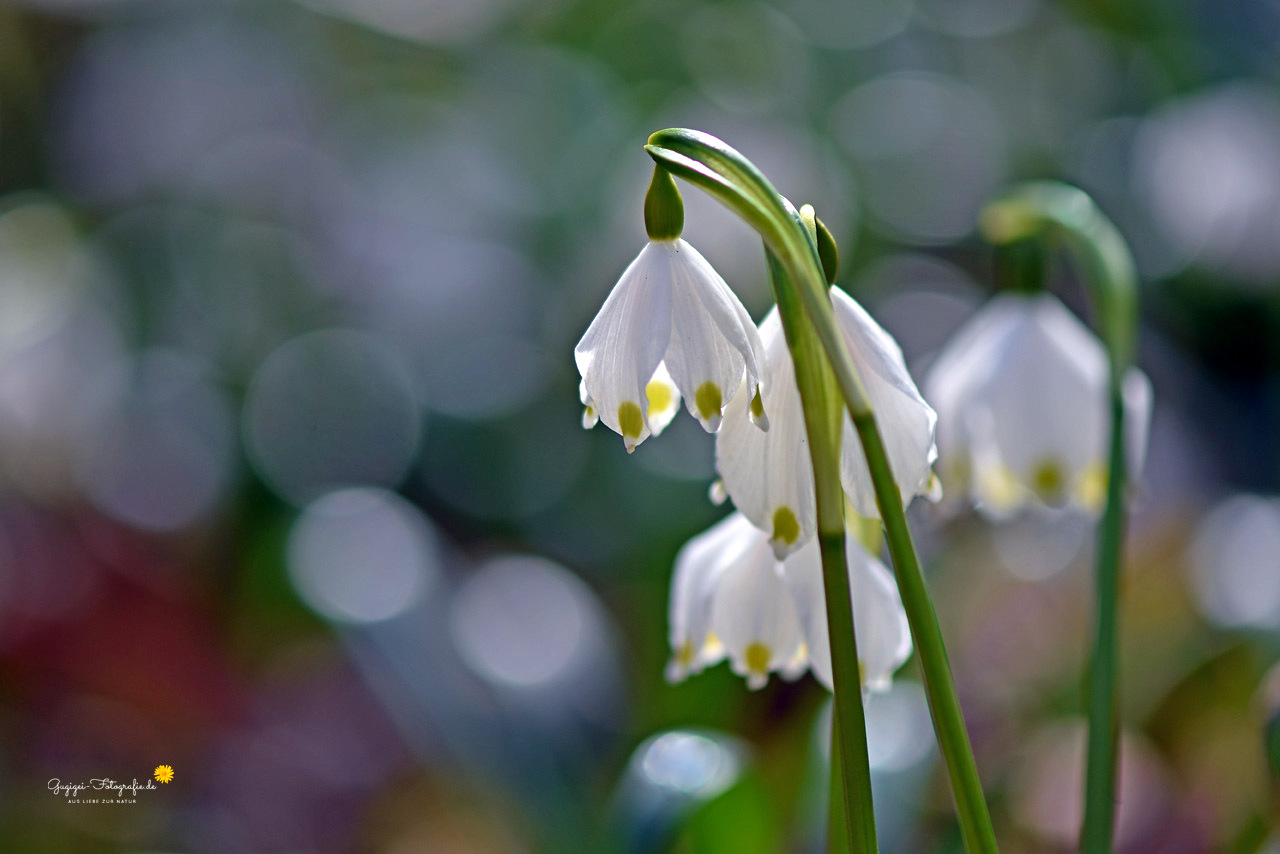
925, 292, 1152, 516
715, 290, 939, 558
575, 168, 766, 452
666, 511, 911, 692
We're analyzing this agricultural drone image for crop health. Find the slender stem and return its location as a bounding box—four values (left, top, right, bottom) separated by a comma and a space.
980, 182, 1139, 854
1082, 389, 1127, 852
829, 715, 852, 854
821, 530, 876, 854
767, 245, 877, 854
853, 415, 999, 854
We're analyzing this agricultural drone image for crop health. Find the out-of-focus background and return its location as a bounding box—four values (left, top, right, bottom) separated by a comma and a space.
0, 0, 1278, 851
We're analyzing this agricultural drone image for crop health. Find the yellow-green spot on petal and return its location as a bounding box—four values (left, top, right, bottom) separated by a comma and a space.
744, 642, 770, 676
1076, 463, 1108, 512
646, 379, 674, 415
704, 631, 722, 655
772, 507, 800, 546
694, 381, 722, 421
1030, 457, 1066, 503
845, 506, 883, 555
617, 401, 644, 439
978, 463, 1022, 510
749, 390, 765, 419
675, 640, 695, 668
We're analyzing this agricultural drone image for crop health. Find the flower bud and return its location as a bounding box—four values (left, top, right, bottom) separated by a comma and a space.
644, 165, 683, 241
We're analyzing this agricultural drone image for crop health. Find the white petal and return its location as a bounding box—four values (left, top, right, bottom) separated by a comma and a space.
644, 362, 682, 438
781, 536, 912, 693
666, 512, 757, 681
575, 242, 674, 451
779, 537, 825, 680
965, 406, 1029, 517
582, 406, 599, 430
579, 378, 599, 428
924, 294, 1036, 500
1071, 365, 1154, 513
715, 310, 816, 558
1122, 367, 1153, 483
845, 546, 912, 692
829, 288, 938, 517
707, 521, 805, 690
662, 239, 764, 432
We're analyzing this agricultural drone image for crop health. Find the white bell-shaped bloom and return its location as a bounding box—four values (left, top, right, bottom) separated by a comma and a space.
575, 239, 766, 452
924, 292, 1153, 516
715, 290, 938, 558
667, 511, 912, 692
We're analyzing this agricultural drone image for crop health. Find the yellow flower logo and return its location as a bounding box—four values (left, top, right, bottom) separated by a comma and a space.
154, 765, 174, 784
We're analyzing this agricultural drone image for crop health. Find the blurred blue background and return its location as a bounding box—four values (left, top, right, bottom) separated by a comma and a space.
0, 0, 1278, 851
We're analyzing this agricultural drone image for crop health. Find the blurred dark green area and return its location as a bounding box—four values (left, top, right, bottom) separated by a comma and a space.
0, 0, 1278, 851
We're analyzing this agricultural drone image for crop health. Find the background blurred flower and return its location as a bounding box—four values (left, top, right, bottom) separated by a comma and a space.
925, 292, 1152, 516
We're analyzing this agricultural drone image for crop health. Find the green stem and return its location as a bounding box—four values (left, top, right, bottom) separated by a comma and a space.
767, 243, 878, 854
853, 415, 998, 853
980, 182, 1139, 854
1082, 389, 1127, 853
646, 127, 996, 853
829, 715, 852, 854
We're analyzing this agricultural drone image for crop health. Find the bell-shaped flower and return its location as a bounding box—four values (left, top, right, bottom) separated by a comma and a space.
666, 511, 912, 692
924, 292, 1152, 516
575, 239, 766, 452
715, 289, 938, 558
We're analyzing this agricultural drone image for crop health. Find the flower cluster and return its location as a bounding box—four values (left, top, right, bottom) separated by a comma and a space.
575, 176, 933, 693
576, 171, 1152, 696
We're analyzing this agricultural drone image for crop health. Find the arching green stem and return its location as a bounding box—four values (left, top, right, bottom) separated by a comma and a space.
767, 236, 876, 854
646, 128, 997, 853
981, 182, 1139, 854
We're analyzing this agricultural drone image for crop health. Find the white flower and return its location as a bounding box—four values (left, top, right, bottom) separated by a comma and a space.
575, 239, 766, 452
666, 511, 912, 692
924, 292, 1153, 516
715, 289, 939, 558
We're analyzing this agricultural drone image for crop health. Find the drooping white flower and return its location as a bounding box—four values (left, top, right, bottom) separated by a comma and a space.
666, 511, 912, 692
715, 289, 939, 558
575, 239, 766, 452
924, 292, 1153, 516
